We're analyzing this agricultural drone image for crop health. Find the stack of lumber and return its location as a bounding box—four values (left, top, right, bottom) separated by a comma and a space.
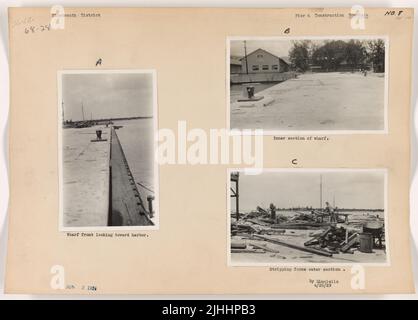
304, 226, 359, 254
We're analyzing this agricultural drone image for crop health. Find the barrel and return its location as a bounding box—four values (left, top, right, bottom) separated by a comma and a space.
363, 221, 384, 237
231, 240, 247, 250
241, 83, 261, 97
359, 233, 373, 253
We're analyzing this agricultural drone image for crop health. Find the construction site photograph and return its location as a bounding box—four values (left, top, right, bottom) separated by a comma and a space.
228, 169, 387, 265
228, 37, 387, 133
59, 70, 158, 230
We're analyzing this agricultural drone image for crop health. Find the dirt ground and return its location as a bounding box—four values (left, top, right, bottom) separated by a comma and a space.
230, 72, 385, 131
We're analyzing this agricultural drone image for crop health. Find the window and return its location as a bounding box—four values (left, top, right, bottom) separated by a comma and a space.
272, 65, 279, 70
252, 65, 259, 71
262, 65, 269, 70
256, 54, 264, 58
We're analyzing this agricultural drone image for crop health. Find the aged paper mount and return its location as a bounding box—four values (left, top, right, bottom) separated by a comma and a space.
5, 7, 414, 294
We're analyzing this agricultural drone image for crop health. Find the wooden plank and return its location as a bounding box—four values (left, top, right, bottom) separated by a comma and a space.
304, 227, 332, 246
231, 241, 247, 249
251, 243, 287, 259
340, 233, 359, 252
231, 249, 265, 254
254, 234, 333, 257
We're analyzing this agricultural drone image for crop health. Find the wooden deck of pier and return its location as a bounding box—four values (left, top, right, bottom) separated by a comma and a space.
109, 127, 154, 226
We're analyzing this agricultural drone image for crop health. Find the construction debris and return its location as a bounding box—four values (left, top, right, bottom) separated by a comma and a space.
254, 234, 333, 257
230, 199, 385, 261
303, 225, 362, 254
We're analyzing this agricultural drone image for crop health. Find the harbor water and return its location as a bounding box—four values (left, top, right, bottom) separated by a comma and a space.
113, 118, 155, 205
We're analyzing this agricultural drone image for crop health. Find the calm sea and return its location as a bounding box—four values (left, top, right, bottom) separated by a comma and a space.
113, 118, 155, 202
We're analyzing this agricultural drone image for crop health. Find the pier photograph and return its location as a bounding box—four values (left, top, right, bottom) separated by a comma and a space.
228, 169, 387, 265
228, 37, 387, 133
59, 70, 158, 230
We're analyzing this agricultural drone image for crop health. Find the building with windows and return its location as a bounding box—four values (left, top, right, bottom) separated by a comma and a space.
230, 56, 242, 74
240, 48, 290, 73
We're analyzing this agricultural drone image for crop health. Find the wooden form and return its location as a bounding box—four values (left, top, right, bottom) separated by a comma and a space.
254, 234, 333, 257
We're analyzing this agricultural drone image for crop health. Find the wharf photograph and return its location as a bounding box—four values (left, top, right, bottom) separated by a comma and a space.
228, 169, 387, 265
59, 70, 158, 230
228, 37, 387, 132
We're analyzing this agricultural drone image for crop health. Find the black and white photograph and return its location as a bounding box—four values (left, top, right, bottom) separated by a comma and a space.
228, 169, 387, 265
228, 37, 388, 133
59, 70, 158, 230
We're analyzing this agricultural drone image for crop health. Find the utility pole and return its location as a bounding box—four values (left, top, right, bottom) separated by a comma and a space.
244, 40, 249, 74
81, 102, 85, 121
231, 173, 240, 221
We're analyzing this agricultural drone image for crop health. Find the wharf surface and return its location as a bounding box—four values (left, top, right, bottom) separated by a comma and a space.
231, 72, 385, 131
62, 125, 153, 227
62, 126, 110, 227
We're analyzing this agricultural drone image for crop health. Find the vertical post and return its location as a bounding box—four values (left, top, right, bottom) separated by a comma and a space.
244, 40, 249, 75
235, 175, 239, 221
231, 172, 240, 221
319, 174, 323, 210
147, 195, 155, 218
62, 101, 64, 123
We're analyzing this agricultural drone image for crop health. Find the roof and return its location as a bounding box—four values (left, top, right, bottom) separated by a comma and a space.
230, 56, 242, 65
240, 48, 290, 65
279, 56, 291, 65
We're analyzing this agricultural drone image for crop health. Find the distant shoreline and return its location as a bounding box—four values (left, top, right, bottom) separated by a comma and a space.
63, 116, 152, 128
238, 208, 384, 213
66, 116, 152, 123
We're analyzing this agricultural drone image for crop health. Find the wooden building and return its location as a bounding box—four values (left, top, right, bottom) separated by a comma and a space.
240, 48, 290, 73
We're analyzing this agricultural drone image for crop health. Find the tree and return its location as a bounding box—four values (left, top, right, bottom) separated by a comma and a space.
289, 41, 310, 72
367, 39, 385, 73
311, 40, 348, 71
345, 40, 366, 71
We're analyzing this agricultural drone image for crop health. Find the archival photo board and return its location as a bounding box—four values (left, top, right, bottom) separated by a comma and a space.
5, 7, 414, 294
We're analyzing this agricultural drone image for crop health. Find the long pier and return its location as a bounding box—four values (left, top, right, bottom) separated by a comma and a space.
62, 126, 153, 227
109, 127, 154, 226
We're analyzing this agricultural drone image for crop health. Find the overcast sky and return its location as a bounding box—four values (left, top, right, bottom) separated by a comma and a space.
230, 39, 377, 58
231, 171, 385, 212
230, 40, 295, 58
62, 73, 153, 121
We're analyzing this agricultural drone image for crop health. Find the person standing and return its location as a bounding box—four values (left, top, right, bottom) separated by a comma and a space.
269, 203, 276, 221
